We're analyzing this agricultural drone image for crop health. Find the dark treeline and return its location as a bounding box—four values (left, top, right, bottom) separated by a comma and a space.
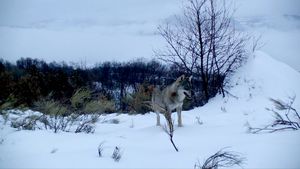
0, 57, 222, 113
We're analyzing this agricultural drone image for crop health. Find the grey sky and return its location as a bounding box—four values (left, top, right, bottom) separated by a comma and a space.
0, 0, 299, 70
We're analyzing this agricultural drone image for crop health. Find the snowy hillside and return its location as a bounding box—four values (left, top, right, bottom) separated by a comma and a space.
1, 51, 300, 168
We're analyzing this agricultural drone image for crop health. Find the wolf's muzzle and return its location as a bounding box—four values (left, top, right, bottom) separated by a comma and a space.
184, 91, 192, 100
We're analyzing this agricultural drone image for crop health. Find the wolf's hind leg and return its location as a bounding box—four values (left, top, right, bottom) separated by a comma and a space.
177, 107, 183, 127
156, 112, 161, 126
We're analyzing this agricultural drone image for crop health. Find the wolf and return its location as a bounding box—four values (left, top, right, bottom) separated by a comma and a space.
151, 75, 192, 127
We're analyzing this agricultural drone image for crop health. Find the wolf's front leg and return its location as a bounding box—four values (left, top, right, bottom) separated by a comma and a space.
156, 112, 161, 126
177, 107, 183, 127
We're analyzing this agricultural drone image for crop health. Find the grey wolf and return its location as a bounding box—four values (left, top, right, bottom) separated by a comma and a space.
151, 75, 192, 127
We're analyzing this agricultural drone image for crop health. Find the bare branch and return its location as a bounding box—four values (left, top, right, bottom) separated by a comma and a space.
195, 148, 245, 169
162, 112, 179, 152
248, 96, 300, 134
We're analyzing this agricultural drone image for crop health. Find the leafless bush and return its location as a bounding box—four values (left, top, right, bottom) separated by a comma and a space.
162, 112, 179, 152
39, 114, 99, 133
157, 0, 249, 103
74, 114, 99, 133
34, 100, 100, 133
10, 114, 44, 130
98, 141, 105, 157
6, 109, 99, 134
248, 96, 300, 134
34, 100, 71, 133
44, 115, 73, 133
194, 148, 245, 169
111, 146, 122, 162
195, 116, 203, 125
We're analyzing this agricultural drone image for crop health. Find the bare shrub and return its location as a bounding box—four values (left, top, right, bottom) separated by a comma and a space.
10, 114, 43, 130
74, 114, 99, 133
98, 141, 105, 157
195, 116, 203, 125
8, 110, 99, 134
111, 146, 122, 162
194, 148, 245, 169
4, 90, 104, 134
34, 100, 70, 133
248, 96, 300, 134
34, 99, 100, 133
2, 110, 44, 130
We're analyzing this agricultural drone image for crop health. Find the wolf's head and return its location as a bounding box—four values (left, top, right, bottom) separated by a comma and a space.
175, 75, 192, 100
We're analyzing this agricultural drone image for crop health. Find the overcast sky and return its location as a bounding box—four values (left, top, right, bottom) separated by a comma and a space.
0, 0, 299, 70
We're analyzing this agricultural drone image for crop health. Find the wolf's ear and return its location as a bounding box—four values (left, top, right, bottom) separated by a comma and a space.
188, 76, 192, 82
176, 75, 185, 83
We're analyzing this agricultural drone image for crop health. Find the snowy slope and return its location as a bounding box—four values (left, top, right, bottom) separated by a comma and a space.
1, 51, 300, 168
233, 0, 300, 71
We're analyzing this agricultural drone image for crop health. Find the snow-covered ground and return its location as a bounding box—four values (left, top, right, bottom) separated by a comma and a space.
1, 1, 299, 168
1, 51, 300, 168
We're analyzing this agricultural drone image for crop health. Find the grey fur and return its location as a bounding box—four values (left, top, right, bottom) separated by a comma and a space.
151, 75, 192, 127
